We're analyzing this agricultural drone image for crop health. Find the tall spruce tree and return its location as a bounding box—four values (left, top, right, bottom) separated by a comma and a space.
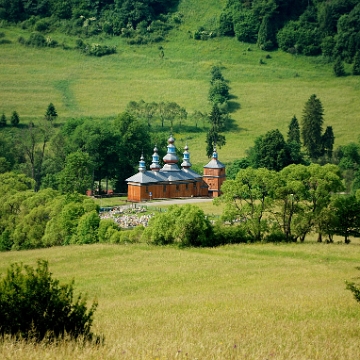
301, 94, 324, 160
206, 104, 226, 158
287, 115, 301, 144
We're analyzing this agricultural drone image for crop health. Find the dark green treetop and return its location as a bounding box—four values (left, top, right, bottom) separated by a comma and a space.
353, 51, 360, 75
10, 111, 19, 126
301, 94, 324, 160
45, 102, 58, 121
0, 113, 6, 127
287, 115, 301, 144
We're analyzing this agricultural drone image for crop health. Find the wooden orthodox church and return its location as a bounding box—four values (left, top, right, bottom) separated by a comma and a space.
126, 135, 226, 202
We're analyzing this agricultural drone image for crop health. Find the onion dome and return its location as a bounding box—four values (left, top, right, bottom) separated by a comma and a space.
181, 144, 192, 168
212, 147, 218, 159
138, 153, 146, 172
204, 147, 225, 169
163, 135, 179, 164
150, 146, 161, 171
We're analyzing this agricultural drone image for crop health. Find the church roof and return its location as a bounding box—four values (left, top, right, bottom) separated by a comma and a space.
204, 148, 225, 169
126, 135, 204, 185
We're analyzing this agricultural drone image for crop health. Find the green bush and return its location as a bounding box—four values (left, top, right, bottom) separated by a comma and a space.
34, 18, 51, 32
213, 223, 249, 245
346, 277, 360, 303
144, 205, 214, 247
98, 219, 120, 243
27, 32, 46, 47
0, 260, 98, 342
264, 231, 289, 243
72, 210, 100, 245
0, 38, 11, 44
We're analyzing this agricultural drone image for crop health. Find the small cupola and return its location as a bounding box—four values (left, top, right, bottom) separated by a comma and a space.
150, 146, 161, 171
181, 144, 192, 169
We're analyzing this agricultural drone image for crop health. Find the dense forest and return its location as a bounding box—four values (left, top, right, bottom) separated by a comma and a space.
0, 0, 181, 44
217, 0, 360, 62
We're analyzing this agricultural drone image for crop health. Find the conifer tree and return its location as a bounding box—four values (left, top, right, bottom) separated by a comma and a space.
333, 57, 345, 77
10, 111, 19, 126
322, 126, 335, 159
45, 102, 58, 122
257, 15, 274, 50
287, 115, 301, 144
353, 51, 360, 75
301, 94, 324, 160
0, 113, 6, 127
206, 104, 226, 158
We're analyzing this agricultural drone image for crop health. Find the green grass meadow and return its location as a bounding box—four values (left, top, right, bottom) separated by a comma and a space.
1, 0, 360, 164
1, 242, 360, 359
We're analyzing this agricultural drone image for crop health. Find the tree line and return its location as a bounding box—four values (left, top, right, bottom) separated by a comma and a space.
227, 93, 336, 179
0, 0, 181, 44
2, 161, 360, 252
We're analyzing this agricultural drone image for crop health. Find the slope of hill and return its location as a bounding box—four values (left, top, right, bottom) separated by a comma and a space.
0, 0, 359, 164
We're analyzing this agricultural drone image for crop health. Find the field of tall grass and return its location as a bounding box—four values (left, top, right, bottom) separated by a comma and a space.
0, 242, 360, 359
1, 0, 360, 165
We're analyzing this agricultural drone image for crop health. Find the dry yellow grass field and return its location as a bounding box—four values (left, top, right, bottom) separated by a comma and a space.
1, 242, 360, 359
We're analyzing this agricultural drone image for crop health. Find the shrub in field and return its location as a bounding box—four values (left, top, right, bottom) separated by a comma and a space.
213, 223, 249, 245
346, 274, 360, 303
98, 219, 120, 243
0, 260, 97, 342
75, 40, 116, 57
144, 205, 214, 247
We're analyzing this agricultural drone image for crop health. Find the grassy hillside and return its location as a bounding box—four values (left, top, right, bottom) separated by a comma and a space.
0, 0, 359, 165
0, 242, 360, 359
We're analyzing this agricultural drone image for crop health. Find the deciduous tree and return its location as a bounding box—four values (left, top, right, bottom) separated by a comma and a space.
247, 129, 292, 171
219, 167, 277, 241
330, 195, 360, 243
59, 151, 93, 194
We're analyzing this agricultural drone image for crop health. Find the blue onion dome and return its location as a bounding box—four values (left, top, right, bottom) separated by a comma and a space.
181, 144, 192, 168
138, 153, 146, 172
163, 134, 178, 164
212, 147, 218, 159
150, 146, 161, 171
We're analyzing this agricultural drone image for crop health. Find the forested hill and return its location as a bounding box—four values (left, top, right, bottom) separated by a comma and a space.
1, 0, 359, 61
218, 0, 360, 62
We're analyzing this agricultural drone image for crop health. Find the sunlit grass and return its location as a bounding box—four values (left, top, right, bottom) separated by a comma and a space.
0, 242, 360, 359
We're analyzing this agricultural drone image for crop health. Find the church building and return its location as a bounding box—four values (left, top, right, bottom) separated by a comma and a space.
126, 135, 226, 202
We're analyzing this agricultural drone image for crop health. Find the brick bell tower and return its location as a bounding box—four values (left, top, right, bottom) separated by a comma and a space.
203, 148, 226, 197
